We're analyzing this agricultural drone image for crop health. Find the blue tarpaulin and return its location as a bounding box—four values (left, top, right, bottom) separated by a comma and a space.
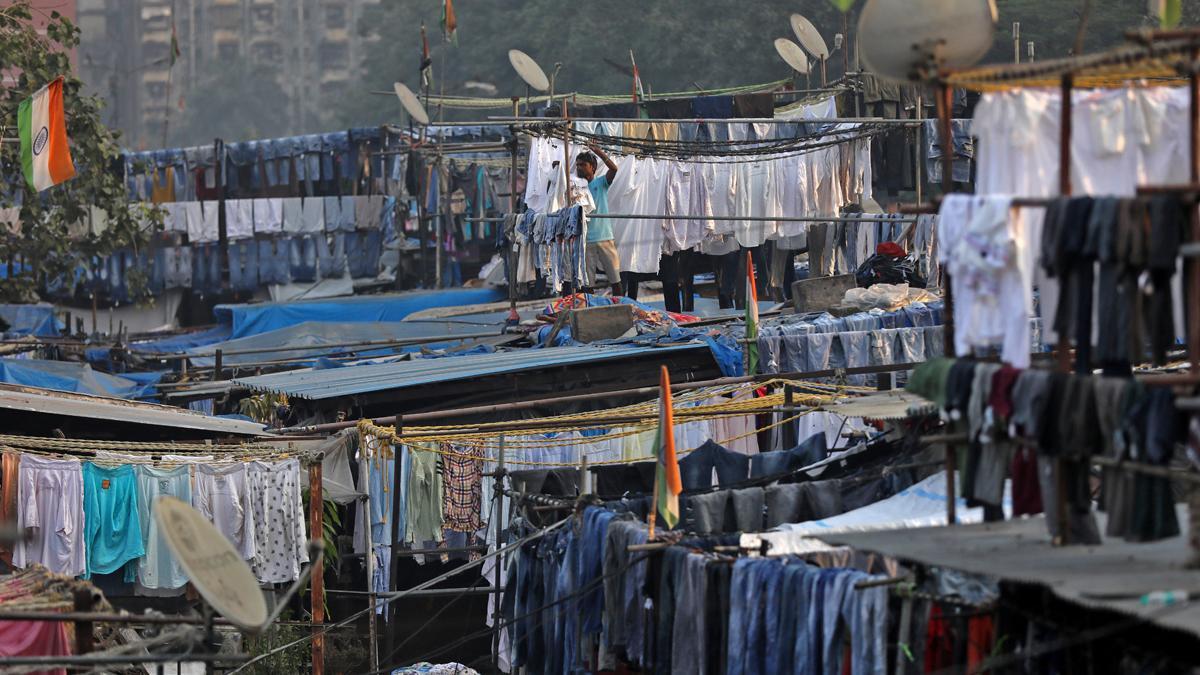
187, 320, 503, 367
213, 288, 505, 339
0, 304, 60, 337
0, 358, 156, 399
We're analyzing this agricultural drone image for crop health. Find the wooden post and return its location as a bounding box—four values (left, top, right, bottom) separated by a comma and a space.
783, 385, 796, 448
309, 461, 325, 675
935, 82, 955, 356
212, 349, 223, 382
72, 588, 94, 655
1055, 73, 1074, 545
1188, 51, 1200, 370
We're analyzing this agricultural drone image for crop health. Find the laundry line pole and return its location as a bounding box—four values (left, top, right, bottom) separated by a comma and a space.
490, 115, 925, 126
467, 214, 917, 223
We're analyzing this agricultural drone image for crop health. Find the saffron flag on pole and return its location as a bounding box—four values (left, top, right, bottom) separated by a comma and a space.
442, 0, 457, 43
745, 251, 759, 375
19, 77, 75, 192
654, 365, 682, 529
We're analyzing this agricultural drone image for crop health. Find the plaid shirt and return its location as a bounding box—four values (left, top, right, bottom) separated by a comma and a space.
441, 442, 483, 533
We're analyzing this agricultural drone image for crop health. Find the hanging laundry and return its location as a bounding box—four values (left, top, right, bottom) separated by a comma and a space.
13, 455, 85, 577
246, 459, 309, 584
405, 445, 444, 547
81, 462, 145, 582
193, 463, 257, 560
135, 464, 191, 590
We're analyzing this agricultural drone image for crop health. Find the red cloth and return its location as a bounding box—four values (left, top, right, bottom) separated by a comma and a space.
1010, 446, 1043, 516
0, 619, 72, 675
876, 241, 906, 257
924, 605, 955, 672
967, 615, 995, 673
988, 366, 1022, 420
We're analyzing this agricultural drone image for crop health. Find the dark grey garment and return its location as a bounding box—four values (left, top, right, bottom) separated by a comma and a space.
972, 442, 1013, 507
601, 514, 639, 654
763, 480, 845, 528
687, 490, 732, 535
1009, 370, 1054, 440
1037, 456, 1101, 545
730, 487, 765, 532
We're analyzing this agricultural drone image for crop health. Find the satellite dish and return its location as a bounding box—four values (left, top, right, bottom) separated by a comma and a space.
774, 38, 810, 74
858, 0, 998, 81
508, 49, 550, 92
393, 82, 430, 126
155, 496, 268, 632
790, 14, 830, 60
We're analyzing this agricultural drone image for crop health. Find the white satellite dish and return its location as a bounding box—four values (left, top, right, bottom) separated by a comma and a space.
508, 49, 550, 93
155, 496, 268, 632
393, 82, 430, 126
858, 0, 998, 81
774, 38, 810, 74
790, 14, 830, 60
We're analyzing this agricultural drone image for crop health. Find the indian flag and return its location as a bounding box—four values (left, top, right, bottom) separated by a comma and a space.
19, 77, 75, 192
654, 365, 682, 530
745, 251, 759, 375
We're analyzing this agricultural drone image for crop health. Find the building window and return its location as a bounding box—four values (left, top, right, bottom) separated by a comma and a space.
324, 5, 346, 28
251, 6, 274, 30
252, 41, 281, 63
217, 41, 239, 61
319, 42, 348, 70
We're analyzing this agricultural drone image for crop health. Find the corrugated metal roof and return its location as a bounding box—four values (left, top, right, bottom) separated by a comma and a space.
0, 383, 266, 436
233, 344, 708, 400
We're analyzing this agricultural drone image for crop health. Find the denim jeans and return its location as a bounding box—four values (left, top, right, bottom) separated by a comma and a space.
654, 546, 689, 673
679, 440, 750, 490
670, 553, 708, 674
579, 507, 614, 636
257, 238, 291, 286
790, 432, 829, 468
730, 487, 764, 532
289, 235, 318, 283
317, 232, 346, 279
192, 243, 221, 294
228, 240, 259, 292
838, 330, 871, 385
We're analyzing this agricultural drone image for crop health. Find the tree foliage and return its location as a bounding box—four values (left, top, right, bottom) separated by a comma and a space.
0, 1, 154, 303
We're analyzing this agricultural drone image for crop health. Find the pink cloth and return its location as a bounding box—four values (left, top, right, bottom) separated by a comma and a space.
0, 618, 72, 675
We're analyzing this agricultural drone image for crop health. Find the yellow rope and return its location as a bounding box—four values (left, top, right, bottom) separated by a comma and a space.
355, 377, 865, 468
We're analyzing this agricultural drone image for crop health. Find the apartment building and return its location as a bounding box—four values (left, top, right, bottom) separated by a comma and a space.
78, 0, 379, 149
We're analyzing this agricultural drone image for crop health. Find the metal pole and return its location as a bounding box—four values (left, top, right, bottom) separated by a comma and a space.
1013, 22, 1021, 64
388, 423, 405, 635
309, 460, 325, 675
509, 96, 520, 315
491, 434, 506, 669
914, 90, 924, 205
364, 438, 378, 675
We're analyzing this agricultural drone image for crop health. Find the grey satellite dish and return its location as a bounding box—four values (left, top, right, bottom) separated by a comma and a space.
774, 38, 810, 74
509, 49, 550, 93
790, 14, 830, 60
393, 82, 430, 126
155, 496, 268, 632
858, 0, 998, 81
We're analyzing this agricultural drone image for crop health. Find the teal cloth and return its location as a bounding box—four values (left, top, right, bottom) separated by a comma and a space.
82, 463, 145, 582
135, 465, 190, 589
586, 175, 613, 242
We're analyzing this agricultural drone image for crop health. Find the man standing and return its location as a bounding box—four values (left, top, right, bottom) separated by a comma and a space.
575, 144, 622, 296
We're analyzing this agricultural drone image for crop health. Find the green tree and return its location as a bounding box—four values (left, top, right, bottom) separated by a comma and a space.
169, 63, 295, 147
0, 1, 155, 303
